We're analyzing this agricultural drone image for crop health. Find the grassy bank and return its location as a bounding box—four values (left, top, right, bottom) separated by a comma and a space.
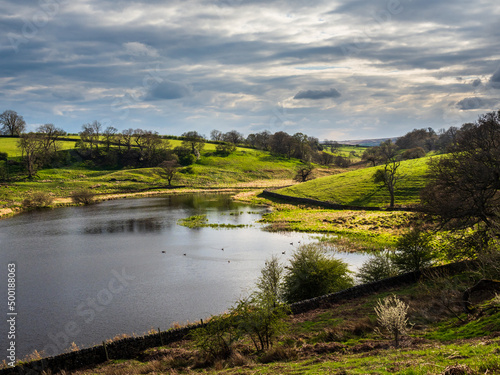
276, 156, 431, 208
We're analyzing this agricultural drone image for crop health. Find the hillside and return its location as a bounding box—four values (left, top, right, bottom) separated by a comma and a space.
276, 156, 432, 208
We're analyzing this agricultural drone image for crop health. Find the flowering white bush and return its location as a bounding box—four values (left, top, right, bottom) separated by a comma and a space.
374, 294, 410, 347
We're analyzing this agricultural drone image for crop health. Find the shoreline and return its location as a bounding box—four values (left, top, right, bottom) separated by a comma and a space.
0, 183, 285, 221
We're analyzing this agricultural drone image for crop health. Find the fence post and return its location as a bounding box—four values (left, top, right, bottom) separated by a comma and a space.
102, 341, 109, 361
158, 328, 164, 346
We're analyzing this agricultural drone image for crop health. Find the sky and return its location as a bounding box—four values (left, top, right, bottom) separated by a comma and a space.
1, 0, 500, 141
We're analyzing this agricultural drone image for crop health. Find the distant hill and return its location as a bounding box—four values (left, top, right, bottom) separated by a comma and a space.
322, 137, 399, 147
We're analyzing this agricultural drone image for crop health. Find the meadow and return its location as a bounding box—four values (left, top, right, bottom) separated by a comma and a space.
276, 156, 431, 208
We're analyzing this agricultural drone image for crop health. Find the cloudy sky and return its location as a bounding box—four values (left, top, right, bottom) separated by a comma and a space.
1, 0, 500, 140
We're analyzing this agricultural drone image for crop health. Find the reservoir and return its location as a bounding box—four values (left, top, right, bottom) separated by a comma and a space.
0, 193, 368, 358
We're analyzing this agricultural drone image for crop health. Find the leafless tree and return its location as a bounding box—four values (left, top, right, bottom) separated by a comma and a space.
373, 156, 402, 208
18, 133, 45, 178
0, 110, 26, 136
158, 159, 181, 186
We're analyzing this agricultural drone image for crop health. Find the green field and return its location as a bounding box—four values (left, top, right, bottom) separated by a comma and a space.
276, 156, 432, 208
0, 137, 81, 157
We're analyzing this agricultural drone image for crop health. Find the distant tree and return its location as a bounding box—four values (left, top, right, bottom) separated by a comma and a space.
37, 123, 66, 153
317, 151, 334, 165
222, 130, 244, 145
396, 128, 437, 151
401, 147, 426, 160
270, 131, 294, 158
215, 142, 236, 156
435, 126, 458, 152
135, 130, 168, 166
373, 156, 402, 209
294, 162, 314, 182
333, 155, 351, 168
0, 110, 26, 136
102, 126, 117, 151
362, 147, 379, 166
210, 129, 223, 142
79, 121, 102, 155
18, 133, 45, 178
173, 146, 196, 165
157, 159, 181, 186
181, 131, 205, 157
420, 111, 500, 243
292, 132, 312, 161
121, 128, 135, 151
378, 139, 399, 162
330, 141, 341, 153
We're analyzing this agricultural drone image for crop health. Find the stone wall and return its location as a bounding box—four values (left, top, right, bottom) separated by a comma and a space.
261, 189, 415, 211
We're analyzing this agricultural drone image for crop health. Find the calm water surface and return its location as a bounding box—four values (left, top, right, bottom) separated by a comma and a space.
0, 194, 368, 358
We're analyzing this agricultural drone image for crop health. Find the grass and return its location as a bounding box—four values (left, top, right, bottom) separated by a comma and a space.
259, 207, 417, 251
276, 157, 432, 208
0, 136, 80, 157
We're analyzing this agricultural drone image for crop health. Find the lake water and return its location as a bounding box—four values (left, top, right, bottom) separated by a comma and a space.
0, 193, 368, 359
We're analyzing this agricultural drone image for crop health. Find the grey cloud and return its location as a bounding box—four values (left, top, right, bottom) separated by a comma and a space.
294, 88, 341, 100
472, 78, 482, 87
490, 67, 500, 89
456, 97, 497, 110
143, 81, 189, 101
52, 90, 85, 102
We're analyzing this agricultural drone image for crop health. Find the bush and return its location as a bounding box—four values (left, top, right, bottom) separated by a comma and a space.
392, 228, 435, 273
232, 296, 289, 352
356, 251, 398, 283
374, 294, 410, 347
191, 314, 237, 361
282, 244, 354, 303
71, 189, 96, 205
22, 192, 54, 209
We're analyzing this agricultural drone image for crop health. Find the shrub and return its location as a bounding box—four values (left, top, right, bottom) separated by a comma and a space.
374, 294, 410, 347
282, 244, 354, 303
22, 192, 54, 209
232, 296, 289, 352
356, 251, 398, 283
392, 228, 435, 273
191, 314, 237, 361
256, 255, 284, 305
70, 189, 96, 205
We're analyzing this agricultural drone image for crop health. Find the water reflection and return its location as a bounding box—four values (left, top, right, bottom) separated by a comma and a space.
84, 217, 165, 234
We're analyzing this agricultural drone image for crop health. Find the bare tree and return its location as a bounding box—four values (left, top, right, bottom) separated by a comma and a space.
373, 157, 402, 208
157, 159, 181, 186
102, 126, 118, 151
80, 121, 102, 155
0, 110, 26, 136
222, 130, 244, 145
420, 110, 500, 241
18, 133, 44, 178
210, 129, 223, 141
294, 162, 314, 183
37, 123, 66, 153
121, 128, 135, 151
